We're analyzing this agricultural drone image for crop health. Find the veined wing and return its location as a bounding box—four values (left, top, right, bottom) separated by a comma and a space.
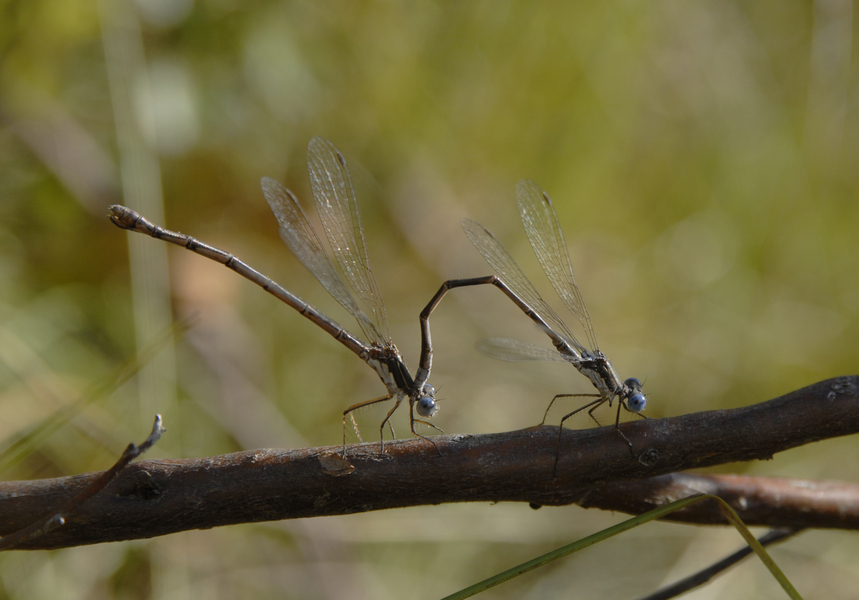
461, 218, 585, 353
476, 338, 570, 362
307, 137, 389, 344
261, 176, 381, 344
516, 180, 598, 352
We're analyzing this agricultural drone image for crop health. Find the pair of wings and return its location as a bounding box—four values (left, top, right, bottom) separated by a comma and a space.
260, 138, 389, 347
463, 180, 600, 363
261, 140, 598, 367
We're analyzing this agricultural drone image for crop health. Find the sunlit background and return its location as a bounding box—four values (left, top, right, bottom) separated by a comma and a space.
1, 0, 858, 598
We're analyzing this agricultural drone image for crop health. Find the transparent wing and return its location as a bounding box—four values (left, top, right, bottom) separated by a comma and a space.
307, 137, 390, 343
260, 176, 381, 344
461, 218, 585, 353
476, 338, 569, 362
516, 180, 598, 351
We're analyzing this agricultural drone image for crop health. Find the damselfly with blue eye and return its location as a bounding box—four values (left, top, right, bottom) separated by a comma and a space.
109, 137, 443, 455
458, 181, 647, 470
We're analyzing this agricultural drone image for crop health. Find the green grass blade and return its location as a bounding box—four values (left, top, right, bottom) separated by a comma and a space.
712, 496, 802, 600
440, 494, 801, 600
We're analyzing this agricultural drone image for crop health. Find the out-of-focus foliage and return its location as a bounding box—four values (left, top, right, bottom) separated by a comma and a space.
0, 0, 857, 598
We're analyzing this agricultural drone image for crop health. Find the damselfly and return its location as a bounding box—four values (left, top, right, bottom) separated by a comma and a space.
109, 138, 443, 453
460, 180, 647, 469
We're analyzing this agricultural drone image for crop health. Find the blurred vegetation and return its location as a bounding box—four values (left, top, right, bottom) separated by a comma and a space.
1, 0, 858, 598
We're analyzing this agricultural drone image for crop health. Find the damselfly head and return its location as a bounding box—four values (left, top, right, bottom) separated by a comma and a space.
416, 396, 438, 418
415, 384, 438, 418
625, 377, 642, 390
624, 377, 646, 412
627, 393, 646, 413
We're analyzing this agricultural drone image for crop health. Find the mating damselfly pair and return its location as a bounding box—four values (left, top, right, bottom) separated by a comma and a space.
109, 137, 647, 467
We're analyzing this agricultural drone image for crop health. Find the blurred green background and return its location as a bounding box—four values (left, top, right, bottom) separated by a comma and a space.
1, 0, 858, 598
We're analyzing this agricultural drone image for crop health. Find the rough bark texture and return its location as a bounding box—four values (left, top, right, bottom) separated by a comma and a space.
1, 376, 857, 550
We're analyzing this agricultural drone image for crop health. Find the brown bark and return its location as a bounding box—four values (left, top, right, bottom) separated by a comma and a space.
1, 376, 857, 550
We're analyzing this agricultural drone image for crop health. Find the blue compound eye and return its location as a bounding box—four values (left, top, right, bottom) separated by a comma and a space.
628, 393, 646, 413
416, 395, 438, 418
624, 377, 642, 391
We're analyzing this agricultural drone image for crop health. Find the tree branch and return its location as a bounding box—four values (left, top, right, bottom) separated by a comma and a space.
0, 415, 165, 550
1, 377, 857, 550
579, 473, 859, 528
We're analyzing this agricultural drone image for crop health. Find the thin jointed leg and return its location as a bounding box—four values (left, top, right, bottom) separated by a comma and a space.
342, 393, 395, 455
